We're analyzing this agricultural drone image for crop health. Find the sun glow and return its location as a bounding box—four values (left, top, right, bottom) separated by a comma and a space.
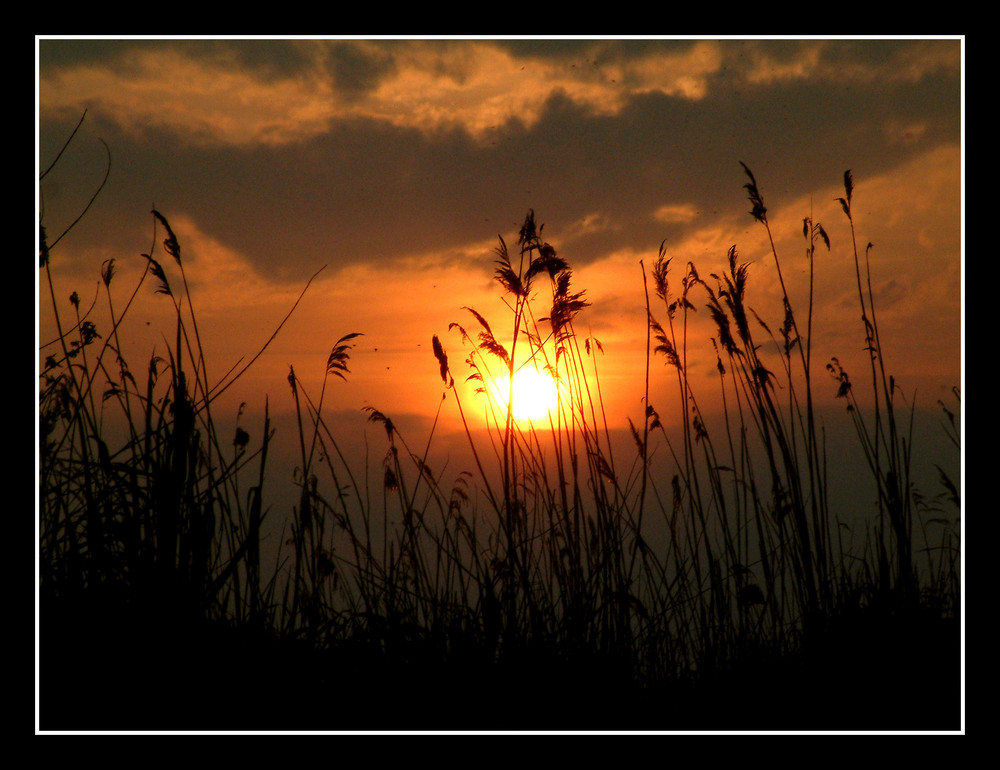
495, 367, 559, 422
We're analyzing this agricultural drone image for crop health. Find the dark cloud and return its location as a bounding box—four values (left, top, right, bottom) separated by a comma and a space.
324, 41, 398, 99
38, 39, 135, 72
38, 38, 321, 80
493, 38, 700, 62
38, 39, 961, 288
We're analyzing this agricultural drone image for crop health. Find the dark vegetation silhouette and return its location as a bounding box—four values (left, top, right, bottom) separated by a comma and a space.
38, 117, 960, 731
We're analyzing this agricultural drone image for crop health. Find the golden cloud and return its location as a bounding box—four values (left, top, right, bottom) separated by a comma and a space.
39, 46, 337, 146
39, 40, 730, 147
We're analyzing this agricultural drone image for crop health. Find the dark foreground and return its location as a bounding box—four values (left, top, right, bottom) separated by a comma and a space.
38, 596, 960, 733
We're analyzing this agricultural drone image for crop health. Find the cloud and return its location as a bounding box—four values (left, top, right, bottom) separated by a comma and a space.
883, 119, 929, 146
39, 39, 962, 152
142, 211, 285, 308
727, 38, 960, 88
39, 42, 338, 147
653, 203, 699, 225
37, 39, 732, 147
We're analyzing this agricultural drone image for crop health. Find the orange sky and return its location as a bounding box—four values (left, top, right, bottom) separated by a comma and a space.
37, 38, 963, 476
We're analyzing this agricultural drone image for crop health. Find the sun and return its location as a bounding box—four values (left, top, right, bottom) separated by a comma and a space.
496, 366, 559, 422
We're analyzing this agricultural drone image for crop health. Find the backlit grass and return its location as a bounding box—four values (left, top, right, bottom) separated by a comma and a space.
38, 122, 961, 731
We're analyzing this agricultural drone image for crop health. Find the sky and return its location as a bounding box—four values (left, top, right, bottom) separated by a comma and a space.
36, 37, 963, 496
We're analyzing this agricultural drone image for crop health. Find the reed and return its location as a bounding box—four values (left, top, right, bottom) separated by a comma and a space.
38, 121, 960, 730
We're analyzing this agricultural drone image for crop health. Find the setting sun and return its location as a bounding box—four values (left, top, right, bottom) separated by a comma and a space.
495, 366, 559, 422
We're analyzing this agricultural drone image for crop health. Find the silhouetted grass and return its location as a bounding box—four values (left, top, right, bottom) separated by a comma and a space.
38, 121, 960, 731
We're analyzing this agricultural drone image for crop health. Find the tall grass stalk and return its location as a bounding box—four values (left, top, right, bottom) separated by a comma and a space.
39, 128, 959, 728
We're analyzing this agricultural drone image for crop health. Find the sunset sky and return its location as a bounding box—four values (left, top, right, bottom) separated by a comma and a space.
36, 37, 963, 488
